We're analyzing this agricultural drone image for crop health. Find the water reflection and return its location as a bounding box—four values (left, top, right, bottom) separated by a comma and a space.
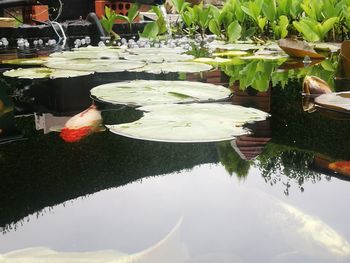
1, 48, 350, 262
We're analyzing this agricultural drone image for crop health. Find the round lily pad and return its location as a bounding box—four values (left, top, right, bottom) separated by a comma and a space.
2, 67, 93, 79
123, 53, 194, 63
126, 47, 187, 55
91, 80, 231, 106
107, 103, 269, 143
49, 50, 123, 59
46, 58, 145, 73
1, 57, 49, 66
130, 62, 212, 74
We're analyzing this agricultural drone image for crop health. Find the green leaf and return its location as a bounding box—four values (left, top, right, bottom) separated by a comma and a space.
115, 14, 128, 23
127, 3, 140, 23
293, 20, 320, 42
262, 0, 276, 22
140, 22, 159, 39
182, 11, 192, 28
209, 19, 221, 37
227, 21, 242, 43
171, 0, 189, 14
319, 17, 338, 39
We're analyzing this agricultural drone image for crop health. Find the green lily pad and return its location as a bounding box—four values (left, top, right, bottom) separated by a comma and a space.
127, 47, 187, 55
213, 51, 249, 57
46, 58, 145, 73
1, 57, 49, 66
209, 41, 262, 51
107, 103, 269, 143
91, 80, 231, 106
130, 62, 212, 74
192, 57, 232, 65
240, 54, 288, 61
2, 67, 93, 79
123, 53, 194, 63
50, 50, 123, 59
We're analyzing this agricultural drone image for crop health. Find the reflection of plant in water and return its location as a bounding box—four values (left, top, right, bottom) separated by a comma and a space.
216, 141, 251, 179
272, 56, 338, 88
221, 58, 285, 91
221, 54, 338, 92
255, 143, 323, 195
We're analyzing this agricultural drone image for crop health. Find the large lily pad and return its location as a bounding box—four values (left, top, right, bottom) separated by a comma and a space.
46, 58, 145, 73
126, 47, 187, 55
315, 92, 350, 112
2, 67, 93, 79
130, 61, 212, 74
50, 50, 123, 59
91, 80, 231, 106
107, 103, 269, 143
1, 57, 49, 66
123, 53, 194, 63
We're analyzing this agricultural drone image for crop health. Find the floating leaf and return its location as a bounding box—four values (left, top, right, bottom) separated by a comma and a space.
107, 103, 269, 143
192, 57, 233, 65
46, 59, 145, 73
91, 80, 230, 106
1, 57, 49, 66
126, 47, 187, 55
2, 67, 93, 79
49, 50, 124, 59
130, 61, 212, 74
213, 51, 249, 57
123, 53, 194, 63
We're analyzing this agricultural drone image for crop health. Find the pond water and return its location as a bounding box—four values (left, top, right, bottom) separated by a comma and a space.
0, 47, 350, 263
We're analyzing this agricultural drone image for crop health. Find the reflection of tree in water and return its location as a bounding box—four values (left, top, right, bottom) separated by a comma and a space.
216, 142, 251, 179
255, 143, 324, 195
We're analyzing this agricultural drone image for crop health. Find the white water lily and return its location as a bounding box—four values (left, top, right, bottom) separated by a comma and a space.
2, 68, 93, 79
90, 80, 231, 106
130, 62, 212, 74
107, 103, 269, 143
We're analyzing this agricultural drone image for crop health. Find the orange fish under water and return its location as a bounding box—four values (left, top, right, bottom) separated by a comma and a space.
328, 161, 350, 176
60, 104, 103, 142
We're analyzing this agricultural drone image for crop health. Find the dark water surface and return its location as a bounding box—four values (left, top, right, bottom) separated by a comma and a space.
0, 59, 350, 262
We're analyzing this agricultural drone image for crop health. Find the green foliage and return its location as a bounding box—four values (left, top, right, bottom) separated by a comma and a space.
100, 6, 119, 38
217, 142, 251, 179
222, 58, 286, 91
272, 15, 289, 39
140, 6, 168, 39
171, 0, 350, 42
293, 17, 338, 42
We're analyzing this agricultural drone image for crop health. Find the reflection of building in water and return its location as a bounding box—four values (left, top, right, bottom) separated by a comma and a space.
230, 82, 272, 160
35, 112, 70, 134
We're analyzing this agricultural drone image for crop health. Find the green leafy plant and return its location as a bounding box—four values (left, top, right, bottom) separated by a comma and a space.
100, 6, 120, 39
272, 15, 289, 39
114, 3, 141, 30
293, 17, 339, 42
140, 6, 168, 39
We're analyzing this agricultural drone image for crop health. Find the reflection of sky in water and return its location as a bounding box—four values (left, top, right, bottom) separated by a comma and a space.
1, 163, 349, 262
